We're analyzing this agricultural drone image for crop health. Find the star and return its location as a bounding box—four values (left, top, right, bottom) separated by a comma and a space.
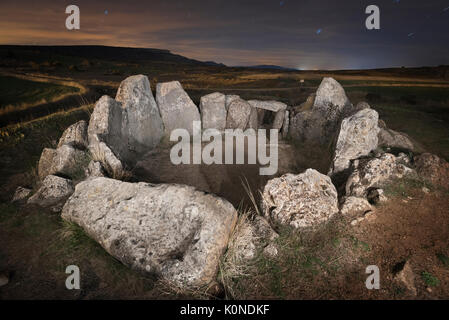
316, 28, 322, 35
407, 32, 415, 37
104, 10, 108, 15
280, 1, 285, 6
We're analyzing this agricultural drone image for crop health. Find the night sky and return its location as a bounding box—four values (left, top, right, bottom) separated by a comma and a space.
0, 0, 448, 69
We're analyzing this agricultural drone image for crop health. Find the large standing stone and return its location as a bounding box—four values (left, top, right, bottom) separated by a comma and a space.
246, 106, 259, 130
87, 95, 124, 178
200, 92, 227, 131
116, 75, 164, 161
28, 175, 74, 212
226, 98, 252, 129
57, 120, 88, 149
262, 169, 339, 229
61, 177, 237, 288
290, 78, 354, 144
329, 108, 379, 175
156, 81, 201, 136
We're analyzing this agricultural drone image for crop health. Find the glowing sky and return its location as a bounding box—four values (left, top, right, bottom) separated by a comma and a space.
0, 0, 448, 69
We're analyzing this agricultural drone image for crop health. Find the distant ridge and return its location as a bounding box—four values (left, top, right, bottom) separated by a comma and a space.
237, 64, 298, 71
0, 45, 227, 67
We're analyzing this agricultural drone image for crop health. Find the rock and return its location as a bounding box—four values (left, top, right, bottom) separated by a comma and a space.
200, 92, 227, 131
272, 110, 285, 130
367, 188, 388, 204
226, 98, 252, 129
156, 81, 201, 136
414, 153, 449, 189
11, 186, 32, 203
293, 93, 315, 114
225, 95, 240, 110
281, 110, 289, 139
51, 145, 89, 179
329, 108, 379, 175
57, 120, 88, 149
393, 261, 417, 296
257, 108, 266, 126
422, 187, 430, 194
378, 128, 416, 152
262, 169, 339, 229
88, 96, 124, 178
227, 215, 278, 262
263, 243, 278, 258
61, 177, 237, 288
346, 153, 416, 197
28, 175, 74, 212
116, 75, 165, 161
290, 78, 354, 144
246, 106, 259, 130
355, 101, 371, 111
340, 196, 373, 216
0, 272, 9, 287
84, 160, 105, 178
248, 100, 287, 113
38, 148, 57, 180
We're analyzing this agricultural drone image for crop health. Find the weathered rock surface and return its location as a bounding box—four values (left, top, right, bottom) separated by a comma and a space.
345, 153, 416, 197
226, 98, 252, 129
84, 160, 105, 178
61, 177, 237, 288
200, 92, 227, 131
393, 261, 417, 296
225, 95, 240, 110
0, 272, 9, 287
87, 95, 124, 178
248, 100, 287, 113
378, 127, 416, 152
28, 175, 74, 212
38, 148, 57, 180
290, 78, 354, 144
246, 106, 259, 130
57, 120, 88, 149
281, 110, 289, 139
156, 81, 201, 136
116, 75, 165, 161
11, 186, 32, 203
38, 145, 88, 180
367, 188, 388, 204
329, 108, 379, 175
413, 153, 449, 189
262, 169, 339, 229
340, 196, 373, 216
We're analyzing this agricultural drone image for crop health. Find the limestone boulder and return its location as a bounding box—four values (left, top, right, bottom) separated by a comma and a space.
156, 81, 201, 136
200, 92, 227, 131
116, 75, 165, 161
11, 186, 32, 203
57, 120, 88, 149
340, 196, 373, 216
378, 127, 416, 152
345, 153, 416, 197
28, 175, 74, 212
413, 153, 449, 189
329, 108, 379, 175
262, 169, 339, 229
226, 98, 252, 130
61, 177, 237, 288
38, 148, 57, 180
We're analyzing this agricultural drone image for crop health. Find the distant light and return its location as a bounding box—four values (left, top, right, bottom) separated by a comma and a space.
407, 32, 415, 37
104, 10, 108, 15
280, 1, 285, 6
316, 28, 322, 35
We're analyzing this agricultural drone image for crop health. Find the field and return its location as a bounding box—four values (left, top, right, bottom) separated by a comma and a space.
1, 46, 449, 299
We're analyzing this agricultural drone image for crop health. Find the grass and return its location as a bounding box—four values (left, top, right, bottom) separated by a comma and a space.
421, 271, 440, 287
0, 75, 80, 115
383, 177, 431, 199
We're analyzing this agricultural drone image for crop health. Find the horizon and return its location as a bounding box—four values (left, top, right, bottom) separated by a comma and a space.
0, 0, 448, 70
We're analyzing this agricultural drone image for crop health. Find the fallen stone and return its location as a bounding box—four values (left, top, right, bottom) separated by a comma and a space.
378, 127, 416, 152
414, 153, 449, 189
329, 108, 379, 175
84, 160, 105, 178
346, 153, 416, 197
11, 186, 32, 203
28, 175, 74, 212
200, 92, 227, 131
156, 81, 201, 136
61, 177, 237, 288
248, 100, 287, 113
340, 196, 373, 216
57, 120, 88, 149
262, 169, 339, 229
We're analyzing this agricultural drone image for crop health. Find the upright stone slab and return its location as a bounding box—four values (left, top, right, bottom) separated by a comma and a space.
200, 92, 227, 131
116, 75, 164, 162
226, 98, 252, 130
156, 81, 201, 136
